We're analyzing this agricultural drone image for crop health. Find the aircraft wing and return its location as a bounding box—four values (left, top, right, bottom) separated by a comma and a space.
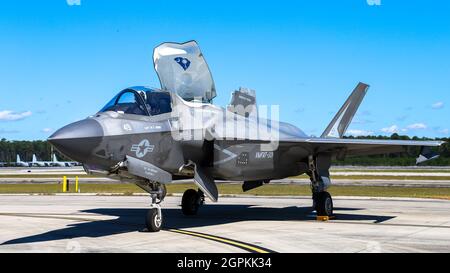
219, 81, 444, 162
278, 138, 444, 160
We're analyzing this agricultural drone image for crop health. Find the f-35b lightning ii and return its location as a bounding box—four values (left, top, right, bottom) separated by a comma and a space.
48, 41, 443, 232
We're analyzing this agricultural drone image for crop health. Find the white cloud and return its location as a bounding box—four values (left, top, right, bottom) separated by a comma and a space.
67, 0, 81, 6
432, 102, 444, 109
41, 128, 54, 133
439, 129, 449, 135
346, 129, 374, 136
367, 0, 381, 6
381, 123, 428, 135
381, 125, 399, 134
407, 123, 427, 130
0, 110, 32, 121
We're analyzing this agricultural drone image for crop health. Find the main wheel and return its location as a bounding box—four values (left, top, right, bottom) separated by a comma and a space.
182, 189, 201, 215
314, 191, 333, 216
145, 208, 162, 232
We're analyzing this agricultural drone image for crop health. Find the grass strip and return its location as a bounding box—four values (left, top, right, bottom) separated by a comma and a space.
0, 183, 449, 200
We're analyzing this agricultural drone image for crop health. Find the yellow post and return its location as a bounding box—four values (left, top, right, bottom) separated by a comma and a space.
62, 176, 67, 193
75, 176, 79, 193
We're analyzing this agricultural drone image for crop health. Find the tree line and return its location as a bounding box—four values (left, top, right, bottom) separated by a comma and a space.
0, 135, 449, 166
335, 134, 450, 166
0, 138, 70, 163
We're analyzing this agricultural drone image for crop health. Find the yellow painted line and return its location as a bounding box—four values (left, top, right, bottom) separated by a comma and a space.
0, 213, 100, 222
0, 213, 272, 252
168, 229, 274, 253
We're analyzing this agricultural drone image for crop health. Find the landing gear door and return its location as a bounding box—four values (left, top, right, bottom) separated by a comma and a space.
153, 41, 217, 103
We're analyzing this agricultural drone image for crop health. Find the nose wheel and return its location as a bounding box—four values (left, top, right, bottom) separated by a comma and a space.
182, 189, 204, 215
145, 183, 165, 232
146, 205, 162, 232
313, 191, 333, 216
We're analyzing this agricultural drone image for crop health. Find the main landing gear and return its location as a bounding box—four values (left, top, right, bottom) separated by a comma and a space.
145, 183, 166, 232
181, 189, 205, 215
313, 191, 333, 216
308, 155, 334, 217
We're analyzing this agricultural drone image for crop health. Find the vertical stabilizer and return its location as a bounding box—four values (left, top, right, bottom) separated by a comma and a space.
321, 82, 369, 138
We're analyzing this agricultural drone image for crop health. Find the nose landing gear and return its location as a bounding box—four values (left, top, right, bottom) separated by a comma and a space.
146, 205, 162, 232
145, 183, 166, 232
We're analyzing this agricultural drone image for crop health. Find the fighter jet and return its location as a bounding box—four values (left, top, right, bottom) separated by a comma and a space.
48, 41, 444, 232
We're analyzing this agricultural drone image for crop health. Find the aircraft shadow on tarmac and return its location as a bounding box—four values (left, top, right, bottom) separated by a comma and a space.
2, 205, 395, 246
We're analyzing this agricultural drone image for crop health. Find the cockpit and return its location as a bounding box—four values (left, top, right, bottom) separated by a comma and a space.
100, 87, 172, 116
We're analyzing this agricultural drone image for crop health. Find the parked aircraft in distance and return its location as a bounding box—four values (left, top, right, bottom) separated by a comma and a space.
31, 154, 51, 167
15, 155, 30, 167
51, 154, 77, 167
2, 154, 79, 168
49, 41, 444, 232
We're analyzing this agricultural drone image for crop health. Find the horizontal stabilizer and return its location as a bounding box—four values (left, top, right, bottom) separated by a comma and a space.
321, 82, 369, 138
416, 146, 440, 164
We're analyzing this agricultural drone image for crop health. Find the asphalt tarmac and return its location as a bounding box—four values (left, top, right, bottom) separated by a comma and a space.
0, 195, 449, 253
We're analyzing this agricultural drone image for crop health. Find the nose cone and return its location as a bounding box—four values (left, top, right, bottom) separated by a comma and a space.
48, 119, 104, 162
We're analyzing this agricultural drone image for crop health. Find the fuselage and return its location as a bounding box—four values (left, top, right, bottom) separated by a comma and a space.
16, 162, 30, 167
49, 87, 311, 182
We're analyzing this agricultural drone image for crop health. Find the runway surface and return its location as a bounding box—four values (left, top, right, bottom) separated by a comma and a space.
0, 195, 449, 253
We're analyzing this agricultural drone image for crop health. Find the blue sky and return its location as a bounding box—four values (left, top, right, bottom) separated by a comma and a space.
0, 0, 449, 140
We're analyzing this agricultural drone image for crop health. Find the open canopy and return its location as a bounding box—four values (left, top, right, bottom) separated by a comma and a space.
153, 41, 216, 103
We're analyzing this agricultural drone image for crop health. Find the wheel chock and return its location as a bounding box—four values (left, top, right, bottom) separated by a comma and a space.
316, 216, 335, 221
